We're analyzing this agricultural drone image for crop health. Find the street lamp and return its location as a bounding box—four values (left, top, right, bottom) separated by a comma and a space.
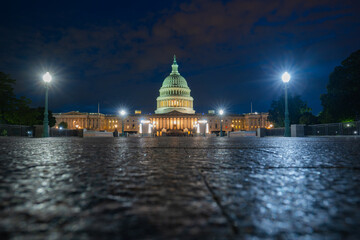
219, 109, 224, 137
42, 72, 52, 137
119, 110, 126, 137
282, 72, 291, 137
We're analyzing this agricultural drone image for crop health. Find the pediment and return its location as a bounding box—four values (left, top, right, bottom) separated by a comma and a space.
62, 111, 85, 115
155, 110, 195, 116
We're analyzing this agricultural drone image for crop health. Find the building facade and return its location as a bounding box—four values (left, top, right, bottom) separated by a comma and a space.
54, 57, 271, 135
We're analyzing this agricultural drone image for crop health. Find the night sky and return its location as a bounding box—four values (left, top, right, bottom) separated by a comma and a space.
1, 0, 360, 115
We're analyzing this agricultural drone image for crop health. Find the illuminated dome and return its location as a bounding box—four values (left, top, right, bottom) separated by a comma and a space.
155, 56, 195, 114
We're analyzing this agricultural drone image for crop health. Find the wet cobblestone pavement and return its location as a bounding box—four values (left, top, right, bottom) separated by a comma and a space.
1, 137, 360, 239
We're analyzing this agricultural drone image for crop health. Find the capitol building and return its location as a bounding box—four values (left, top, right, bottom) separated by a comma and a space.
54, 56, 270, 135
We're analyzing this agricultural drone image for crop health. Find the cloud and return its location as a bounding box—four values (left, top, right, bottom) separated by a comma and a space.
1, 0, 359, 113
3, 0, 357, 71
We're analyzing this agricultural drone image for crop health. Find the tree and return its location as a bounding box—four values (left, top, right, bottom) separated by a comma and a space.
0, 72, 56, 126
3, 96, 35, 125
299, 112, 319, 125
33, 107, 56, 127
0, 72, 17, 122
0, 72, 36, 125
320, 49, 360, 123
58, 121, 68, 129
268, 94, 313, 127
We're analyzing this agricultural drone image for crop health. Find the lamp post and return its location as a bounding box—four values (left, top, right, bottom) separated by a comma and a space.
120, 110, 126, 137
219, 109, 224, 137
42, 72, 52, 137
282, 72, 291, 137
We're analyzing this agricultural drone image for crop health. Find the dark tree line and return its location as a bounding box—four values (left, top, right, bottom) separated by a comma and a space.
268, 49, 360, 126
0, 72, 55, 126
268, 94, 318, 127
320, 49, 360, 123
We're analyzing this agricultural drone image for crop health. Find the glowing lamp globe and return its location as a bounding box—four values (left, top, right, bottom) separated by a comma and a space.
219, 109, 224, 115
282, 72, 291, 83
120, 110, 126, 116
43, 72, 52, 83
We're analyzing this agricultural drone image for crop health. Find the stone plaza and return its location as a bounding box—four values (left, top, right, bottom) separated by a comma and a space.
0, 136, 360, 239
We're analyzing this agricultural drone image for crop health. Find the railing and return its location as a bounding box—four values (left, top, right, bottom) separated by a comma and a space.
265, 128, 285, 136
261, 121, 359, 137
305, 121, 359, 136
0, 124, 33, 137
50, 128, 79, 137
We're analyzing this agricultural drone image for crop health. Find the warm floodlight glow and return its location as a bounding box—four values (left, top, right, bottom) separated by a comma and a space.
219, 109, 224, 115
282, 72, 290, 83
120, 110, 126, 116
43, 72, 52, 83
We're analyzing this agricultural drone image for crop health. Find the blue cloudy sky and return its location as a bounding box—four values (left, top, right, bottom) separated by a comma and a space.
1, 0, 359, 114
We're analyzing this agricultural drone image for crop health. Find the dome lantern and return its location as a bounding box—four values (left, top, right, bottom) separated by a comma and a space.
171, 55, 179, 74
